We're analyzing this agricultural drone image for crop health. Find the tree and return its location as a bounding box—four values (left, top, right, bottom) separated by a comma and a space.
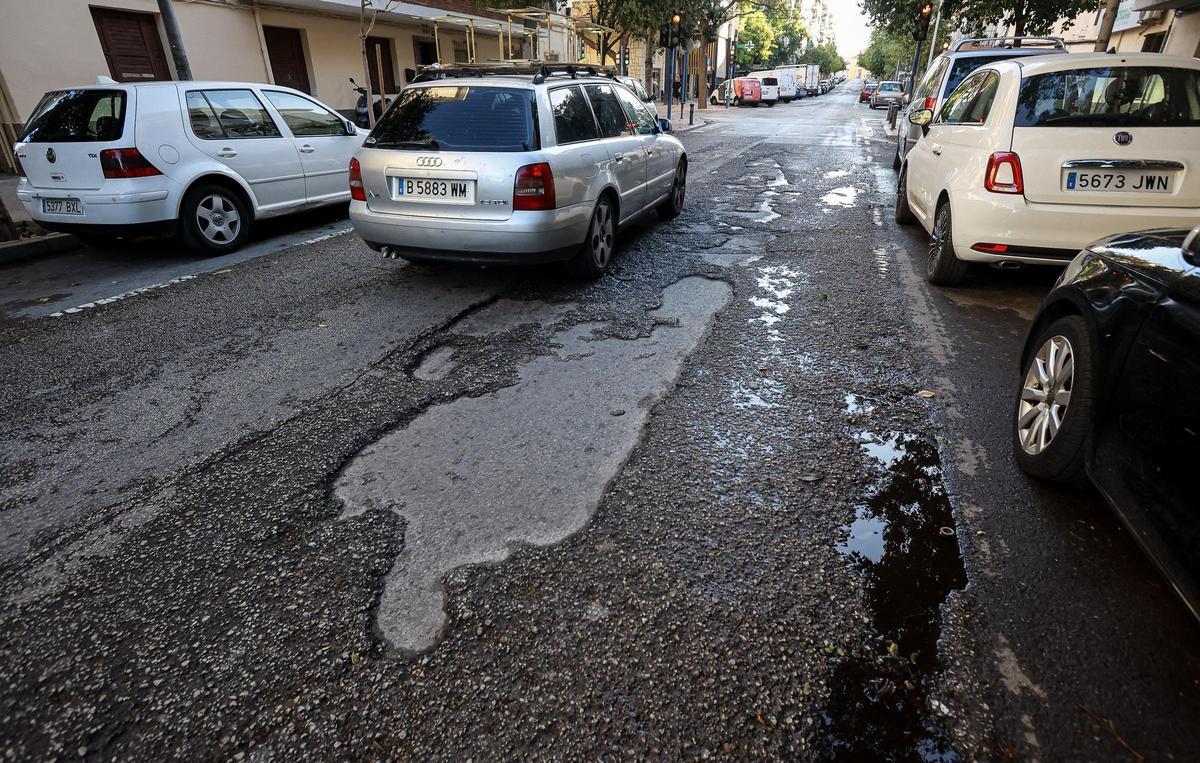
859, 0, 1101, 38
764, 3, 809, 66
358, 0, 401, 128
736, 6, 776, 69
797, 42, 846, 73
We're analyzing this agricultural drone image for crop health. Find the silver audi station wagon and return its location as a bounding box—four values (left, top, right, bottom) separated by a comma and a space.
348, 65, 687, 278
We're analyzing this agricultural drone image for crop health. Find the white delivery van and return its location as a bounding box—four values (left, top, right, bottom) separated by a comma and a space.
752, 75, 780, 106
750, 68, 797, 102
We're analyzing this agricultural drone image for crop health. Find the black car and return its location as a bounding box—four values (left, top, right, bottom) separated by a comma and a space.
1014, 226, 1200, 619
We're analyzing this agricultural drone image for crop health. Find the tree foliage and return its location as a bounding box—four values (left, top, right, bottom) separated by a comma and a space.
858, 23, 949, 80
858, 0, 1101, 38
735, 6, 776, 68
797, 43, 846, 74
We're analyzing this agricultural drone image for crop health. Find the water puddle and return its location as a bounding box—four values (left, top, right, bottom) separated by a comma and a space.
820, 430, 967, 760
820, 186, 859, 208
824, 169, 852, 179
844, 394, 875, 416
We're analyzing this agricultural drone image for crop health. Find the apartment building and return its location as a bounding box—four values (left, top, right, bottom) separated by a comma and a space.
0, 0, 537, 172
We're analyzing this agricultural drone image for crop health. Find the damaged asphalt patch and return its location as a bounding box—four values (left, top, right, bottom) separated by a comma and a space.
336, 276, 732, 653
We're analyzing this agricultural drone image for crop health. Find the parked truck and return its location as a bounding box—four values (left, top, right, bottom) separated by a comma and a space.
804, 65, 821, 97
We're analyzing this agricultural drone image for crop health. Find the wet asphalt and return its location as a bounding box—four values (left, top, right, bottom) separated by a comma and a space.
1, 86, 1197, 761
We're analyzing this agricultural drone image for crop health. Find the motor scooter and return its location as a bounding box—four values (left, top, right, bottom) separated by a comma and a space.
349, 77, 388, 128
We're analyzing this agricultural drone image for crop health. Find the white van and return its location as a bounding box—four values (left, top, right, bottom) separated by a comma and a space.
751, 76, 780, 106
750, 68, 797, 103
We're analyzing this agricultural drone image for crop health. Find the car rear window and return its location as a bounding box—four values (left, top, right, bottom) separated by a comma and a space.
880, 83, 901, 92
943, 54, 1027, 97
368, 86, 537, 152
1015, 66, 1200, 127
762, 77, 779, 86
20, 89, 125, 143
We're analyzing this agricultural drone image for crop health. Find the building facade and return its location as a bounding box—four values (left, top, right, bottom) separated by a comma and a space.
0, 0, 538, 173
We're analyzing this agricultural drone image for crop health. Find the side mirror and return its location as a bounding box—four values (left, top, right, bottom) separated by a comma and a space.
908, 109, 933, 126
1184, 224, 1200, 264
643, 94, 654, 103
658, 118, 671, 133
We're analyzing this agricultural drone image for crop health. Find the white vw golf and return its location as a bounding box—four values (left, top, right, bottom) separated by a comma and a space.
896, 53, 1200, 285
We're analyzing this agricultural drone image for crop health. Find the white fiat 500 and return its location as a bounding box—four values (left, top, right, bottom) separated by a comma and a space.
896, 53, 1200, 285
14, 80, 365, 254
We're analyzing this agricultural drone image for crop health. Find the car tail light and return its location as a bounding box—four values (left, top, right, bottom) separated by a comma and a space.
13, 151, 26, 178
513, 162, 555, 211
99, 147, 161, 178
985, 151, 1023, 194
349, 157, 366, 201
971, 243, 1008, 253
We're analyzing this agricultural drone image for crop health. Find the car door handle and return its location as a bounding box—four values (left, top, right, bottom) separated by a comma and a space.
299, 144, 315, 153
613, 154, 625, 163
216, 148, 238, 158
931, 146, 942, 156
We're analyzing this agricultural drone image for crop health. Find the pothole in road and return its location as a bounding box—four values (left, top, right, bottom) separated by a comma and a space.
820, 186, 860, 209
334, 276, 732, 654
412, 344, 457, 381
821, 429, 967, 760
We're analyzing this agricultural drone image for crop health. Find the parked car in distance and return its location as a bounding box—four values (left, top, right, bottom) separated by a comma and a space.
895, 36, 1068, 170
896, 53, 1200, 286
348, 69, 687, 278
615, 75, 653, 103
860, 82, 879, 103
870, 81, 904, 109
1014, 225, 1200, 621
14, 79, 365, 254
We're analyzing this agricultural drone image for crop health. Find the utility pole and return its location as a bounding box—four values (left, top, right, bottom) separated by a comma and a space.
156, 0, 193, 80
906, 0, 934, 93
1094, 0, 1121, 52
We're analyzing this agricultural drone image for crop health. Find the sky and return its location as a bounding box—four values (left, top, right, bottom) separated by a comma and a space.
832, 0, 873, 59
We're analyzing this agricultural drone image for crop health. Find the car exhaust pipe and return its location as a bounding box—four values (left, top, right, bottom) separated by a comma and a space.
992, 260, 1024, 270
382, 246, 400, 260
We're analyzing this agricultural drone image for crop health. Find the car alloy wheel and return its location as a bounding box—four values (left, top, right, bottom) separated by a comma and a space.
659, 161, 687, 219
196, 193, 242, 245
925, 202, 968, 286
590, 200, 614, 269
1017, 335, 1074, 455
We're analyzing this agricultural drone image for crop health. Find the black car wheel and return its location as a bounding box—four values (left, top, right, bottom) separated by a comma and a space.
180, 184, 250, 255
925, 201, 968, 286
895, 164, 916, 225
892, 141, 903, 171
1013, 316, 1094, 485
566, 196, 616, 279
657, 159, 686, 219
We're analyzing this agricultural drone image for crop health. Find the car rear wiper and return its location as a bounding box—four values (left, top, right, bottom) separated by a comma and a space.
373, 139, 440, 150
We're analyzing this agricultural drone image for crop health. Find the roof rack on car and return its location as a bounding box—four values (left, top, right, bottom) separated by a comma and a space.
949, 36, 1066, 52
412, 61, 619, 84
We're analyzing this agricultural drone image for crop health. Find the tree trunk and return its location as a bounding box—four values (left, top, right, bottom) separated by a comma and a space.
697, 37, 710, 110
1094, 0, 1121, 52
1011, 0, 1025, 39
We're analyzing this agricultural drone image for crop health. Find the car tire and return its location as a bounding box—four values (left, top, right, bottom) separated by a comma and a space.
892, 142, 903, 171
566, 196, 616, 279
1013, 315, 1094, 486
180, 184, 250, 256
767, 101, 775, 107
925, 201, 969, 286
657, 159, 687, 220
895, 164, 917, 225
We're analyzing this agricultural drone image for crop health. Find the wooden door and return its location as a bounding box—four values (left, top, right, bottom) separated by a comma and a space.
263, 26, 312, 94
91, 7, 172, 82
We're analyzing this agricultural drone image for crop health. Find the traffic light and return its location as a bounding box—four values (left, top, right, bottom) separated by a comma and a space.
913, 1, 934, 41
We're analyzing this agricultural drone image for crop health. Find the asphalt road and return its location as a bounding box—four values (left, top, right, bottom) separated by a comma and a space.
1, 85, 1196, 761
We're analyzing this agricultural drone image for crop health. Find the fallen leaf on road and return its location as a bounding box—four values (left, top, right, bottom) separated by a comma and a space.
212, 268, 233, 275
318, 323, 329, 328
800, 473, 822, 482
916, 390, 937, 398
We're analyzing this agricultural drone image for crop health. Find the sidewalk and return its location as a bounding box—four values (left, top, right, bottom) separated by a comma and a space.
1, 174, 31, 225
654, 101, 726, 131
0, 173, 79, 265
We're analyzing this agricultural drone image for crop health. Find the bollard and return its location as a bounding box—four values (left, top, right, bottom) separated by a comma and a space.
887, 102, 900, 129
689, 103, 694, 125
